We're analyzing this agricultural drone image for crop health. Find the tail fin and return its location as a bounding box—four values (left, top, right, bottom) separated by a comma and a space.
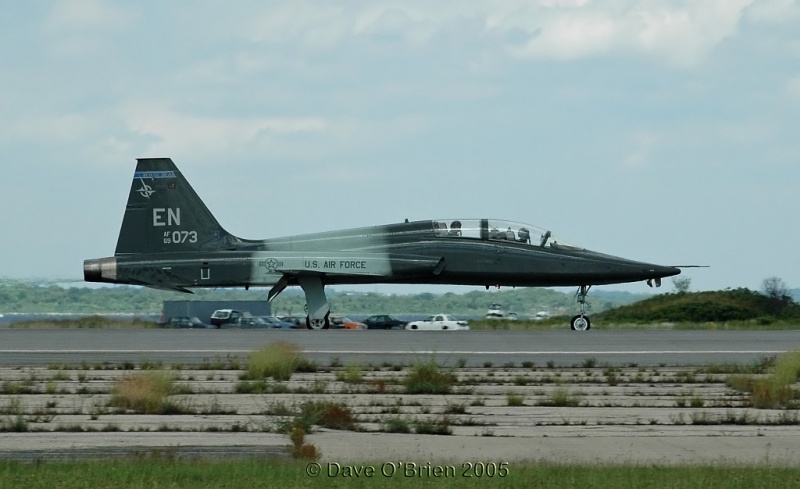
115, 158, 237, 255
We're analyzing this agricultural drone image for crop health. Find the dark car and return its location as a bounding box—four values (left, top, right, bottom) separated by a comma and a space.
362, 314, 408, 330
279, 315, 307, 328
210, 309, 251, 328
258, 316, 296, 329
162, 316, 210, 329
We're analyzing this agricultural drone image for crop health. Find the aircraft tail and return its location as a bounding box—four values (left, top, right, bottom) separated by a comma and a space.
114, 158, 237, 255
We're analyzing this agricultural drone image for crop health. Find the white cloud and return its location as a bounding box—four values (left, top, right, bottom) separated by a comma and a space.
619, 131, 659, 170
210, 1, 774, 67
499, 0, 754, 67
119, 103, 327, 158
242, 3, 350, 49
45, 0, 138, 32
744, 0, 800, 23
508, 14, 618, 60
0, 113, 99, 145
42, 0, 139, 58
788, 74, 800, 101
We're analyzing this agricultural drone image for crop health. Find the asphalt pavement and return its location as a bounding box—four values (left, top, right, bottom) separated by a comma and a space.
1, 329, 797, 366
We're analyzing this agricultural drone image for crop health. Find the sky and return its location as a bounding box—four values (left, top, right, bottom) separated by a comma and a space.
1, 0, 799, 296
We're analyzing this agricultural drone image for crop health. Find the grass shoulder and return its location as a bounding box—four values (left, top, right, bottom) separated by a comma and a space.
1, 460, 799, 488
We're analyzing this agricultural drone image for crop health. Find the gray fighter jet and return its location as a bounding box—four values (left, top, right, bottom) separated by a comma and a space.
84, 158, 681, 331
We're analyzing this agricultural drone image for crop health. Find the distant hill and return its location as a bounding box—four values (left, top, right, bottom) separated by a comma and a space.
0, 279, 639, 316
597, 288, 800, 323
8, 279, 790, 322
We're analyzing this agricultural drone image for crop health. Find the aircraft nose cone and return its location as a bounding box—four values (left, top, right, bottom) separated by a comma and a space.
655, 265, 681, 278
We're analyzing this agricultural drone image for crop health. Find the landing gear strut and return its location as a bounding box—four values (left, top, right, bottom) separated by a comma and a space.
298, 276, 331, 330
570, 285, 592, 331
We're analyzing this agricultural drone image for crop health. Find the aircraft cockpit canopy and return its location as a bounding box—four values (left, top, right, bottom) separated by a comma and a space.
432, 219, 583, 250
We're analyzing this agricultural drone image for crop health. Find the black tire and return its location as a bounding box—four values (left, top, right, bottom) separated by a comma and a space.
306, 313, 330, 330
570, 315, 591, 331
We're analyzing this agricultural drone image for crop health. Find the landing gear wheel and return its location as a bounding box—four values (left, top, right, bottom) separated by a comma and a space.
306, 312, 330, 330
570, 315, 591, 331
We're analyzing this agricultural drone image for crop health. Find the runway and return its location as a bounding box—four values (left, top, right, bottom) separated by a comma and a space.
1, 329, 798, 366
2, 329, 800, 466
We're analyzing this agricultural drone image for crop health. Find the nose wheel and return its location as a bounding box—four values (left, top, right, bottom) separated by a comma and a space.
570, 314, 591, 331
571, 285, 592, 331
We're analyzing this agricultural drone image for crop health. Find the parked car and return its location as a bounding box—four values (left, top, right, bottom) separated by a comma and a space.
210, 309, 252, 328
405, 314, 470, 331
362, 314, 408, 330
162, 316, 210, 329
330, 315, 367, 330
224, 316, 268, 328
278, 315, 307, 328
485, 303, 517, 320
258, 316, 297, 329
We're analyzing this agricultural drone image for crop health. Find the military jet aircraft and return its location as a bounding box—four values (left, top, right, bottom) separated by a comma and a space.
84, 158, 681, 331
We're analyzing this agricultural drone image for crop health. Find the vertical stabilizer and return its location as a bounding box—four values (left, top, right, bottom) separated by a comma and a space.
115, 158, 236, 255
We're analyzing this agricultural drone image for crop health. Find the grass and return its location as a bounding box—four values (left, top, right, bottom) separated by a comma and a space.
287, 426, 319, 460
336, 364, 364, 384
539, 386, 582, 407
384, 416, 412, 433
280, 400, 359, 433
245, 342, 305, 381
413, 416, 453, 435
727, 351, 800, 409
2, 460, 799, 488
108, 371, 182, 414
506, 391, 525, 406
10, 317, 157, 329
403, 359, 457, 394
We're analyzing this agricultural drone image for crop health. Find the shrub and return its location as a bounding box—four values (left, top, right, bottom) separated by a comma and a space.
443, 402, 467, 415
336, 365, 364, 384
109, 371, 178, 414
539, 386, 581, 407
751, 379, 793, 409
727, 351, 800, 409
414, 416, 452, 435
246, 342, 304, 381
506, 392, 525, 406
384, 417, 412, 433
284, 400, 359, 432
404, 360, 457, 394
288, 426, 320, 460
234, 380, 268, 394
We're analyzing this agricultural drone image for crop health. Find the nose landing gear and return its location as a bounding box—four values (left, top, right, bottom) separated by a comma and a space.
570, 285, 592, 331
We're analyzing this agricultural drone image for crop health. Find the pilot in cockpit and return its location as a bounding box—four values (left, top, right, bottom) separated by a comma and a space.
518, 227, 531, 244
448, 220, 462, 236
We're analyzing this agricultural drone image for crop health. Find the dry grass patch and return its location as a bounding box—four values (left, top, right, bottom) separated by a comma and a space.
246, 342, 306, 381
727, 351, 800, 409
109, 371, 181, 414
404, 360, 457, 394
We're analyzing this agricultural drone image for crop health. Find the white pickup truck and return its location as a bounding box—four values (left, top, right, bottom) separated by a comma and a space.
405, 314, 470, 331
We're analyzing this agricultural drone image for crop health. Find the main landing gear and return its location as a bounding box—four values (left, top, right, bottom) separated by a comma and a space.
268, 275, 332, 330
298, 276, 331, 330
570, 285, 591, 331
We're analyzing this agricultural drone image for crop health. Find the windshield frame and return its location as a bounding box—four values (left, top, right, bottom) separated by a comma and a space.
430, 219, 583, 250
